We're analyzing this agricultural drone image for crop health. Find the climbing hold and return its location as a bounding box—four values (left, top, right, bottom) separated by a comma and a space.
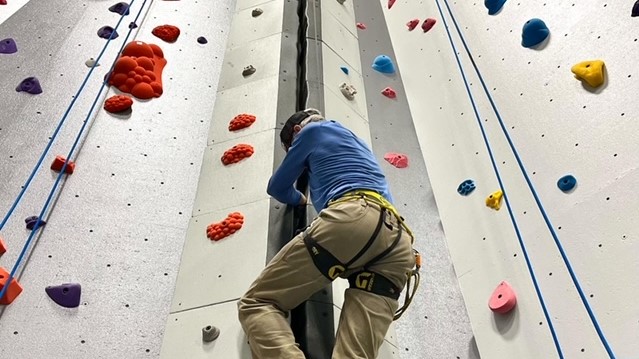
108, 41, 167, 100
521, 19, 549, 48
633, 1, 639, 17
108, 2, 130, 15
207, 212, 244, 241
16, 77, 42, 94
45, 283, 81, 308
457, 179, 476, 196
356, 22, 367, 30
104, 95, 133, 113
557, 175, 577, 192
202, 325, 221, 342
25, 216, 46, 230
422, 18, 437, 32
384, 153, 408, 168
0, 267, 23, 305
85, 58, 100, 67
340, 66, 349, 75
381, 87, 396, 99
0, 38, 17, 54
128, 22, 138, 29
372, 55, 396, 74
97, 26, 119, 40
337, 0, 346, 4
485, 0, 506, 15
406, 19, 419, 31
339, 83, 357, 100
197, 36, 208, 44
488, 281, 517, 314
485, 190, 503, 210
221, 144, 254, 165
252, 8, 263, 17
228, 114, 256, 131
571, 60, 605, 88
0, 236, 6, 255
0, 0, 6, 5
152, 25, 180, 43
242, 65, 256, 77
51, 155, 76, 174
388, 0, 396, 9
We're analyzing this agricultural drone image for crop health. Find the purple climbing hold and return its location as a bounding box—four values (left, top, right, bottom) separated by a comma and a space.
0, 38, 17, 54
128, 22, 138, 29
16, 77, 43, 95
633, 0, 639, 17
25, 215, 46, 230
109, 2, 130, 16
197, 36, 208, 44
45, 283, 81, 308
97, 26, 119, 39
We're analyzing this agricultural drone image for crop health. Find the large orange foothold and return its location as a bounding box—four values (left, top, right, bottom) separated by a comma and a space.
104, 95, 133, 113
206, 212, 244, 241
108, 41, 167, 100
152, 25, 180, 43
0, 236, 6, 255
221, 144, 254, 165
407, 19, 420, 31
51, 155, 75, 174
489, 281, 517, 314
0, 267, 23, 305
571, 60, 605, 88
486, 190, 503, 210
229, 114, 256, 131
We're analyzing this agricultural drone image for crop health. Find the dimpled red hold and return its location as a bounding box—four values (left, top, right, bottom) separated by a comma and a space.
229, 114, 257, 131
108, 41, 166, 100
152, 25, 180, 43
104, 95, 133, 113
206, 212, 244, 241
221, 144, 254, 165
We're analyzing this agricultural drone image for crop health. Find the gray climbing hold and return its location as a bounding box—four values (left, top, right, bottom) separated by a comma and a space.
252, 8, 263, 17
242, 65, 256, 77
85, 58, 100, 67
339, 83, 357, 100
337, 0, 346, 4
202, 325, 220, 342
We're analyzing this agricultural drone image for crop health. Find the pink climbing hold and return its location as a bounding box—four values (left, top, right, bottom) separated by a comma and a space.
407, 19, 419, 31
384, 153, 408, 168
356, 22, 367, 30
488, 281, 517, 314
381, 87, 396, 99
422, 18, 437, 32
388, 0, 396, 9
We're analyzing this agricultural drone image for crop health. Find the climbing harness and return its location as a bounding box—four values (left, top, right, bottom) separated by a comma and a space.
303, 190, 421, 320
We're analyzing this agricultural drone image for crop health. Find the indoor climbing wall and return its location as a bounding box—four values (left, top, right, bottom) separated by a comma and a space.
379, 0, 638, 358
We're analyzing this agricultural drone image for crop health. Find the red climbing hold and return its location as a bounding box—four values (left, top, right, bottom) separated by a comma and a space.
356, 22, 367, 30
488, 281, 517, 314
206, 212, 244, 241
221, 144, 254, 165
0, 0, 7, 5
422, 18, 436, 32
108, 41, 167, 100
407, 19, 419, 31
0, 236, 6, 255
51, 156, 75, 174
229, 114, 256, 131
0, 267, 23, 305
384, 153, 408, 168
104, 95, 133, 113
152, 25, 180, 43
388, 0, 396, 9
381, 87, 397, 99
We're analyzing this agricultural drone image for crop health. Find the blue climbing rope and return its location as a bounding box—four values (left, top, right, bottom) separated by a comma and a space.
432, 0, 565, 357
0, 0, 149, 303
439, 1, 616, 357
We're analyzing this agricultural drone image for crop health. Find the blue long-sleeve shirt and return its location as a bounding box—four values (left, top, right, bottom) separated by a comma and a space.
267, 120, 393, 212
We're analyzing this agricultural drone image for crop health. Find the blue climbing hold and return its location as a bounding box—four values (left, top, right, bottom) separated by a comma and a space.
457, 179, 476, 196
521, 18, 549, 48
0, 38, 17, 54
633, 1, 639, 17
372, 55, 396, 74
485, 0, 506, 15
45, 283, 81, 308
340, 66, 349, 75
25, 216, 46, 230
97, 26, 119, 40
557, 175, 577, 192
108, 2, 130, 16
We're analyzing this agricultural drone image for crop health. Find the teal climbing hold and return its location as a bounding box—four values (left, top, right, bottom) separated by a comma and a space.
521, 19, 549, 48
485, 0, 506, 15
340, 66, 349, 75
557, 175, 576, 192
372, 55, 395, 74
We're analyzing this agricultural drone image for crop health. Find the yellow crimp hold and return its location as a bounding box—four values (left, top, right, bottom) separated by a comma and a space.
486, 190, 503, 210
571, 60, 605, 88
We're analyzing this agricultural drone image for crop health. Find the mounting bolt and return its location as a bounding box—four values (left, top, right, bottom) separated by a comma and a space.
202, 325, 220, 342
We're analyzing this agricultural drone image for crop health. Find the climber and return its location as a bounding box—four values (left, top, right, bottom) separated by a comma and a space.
238, 108, 420, 358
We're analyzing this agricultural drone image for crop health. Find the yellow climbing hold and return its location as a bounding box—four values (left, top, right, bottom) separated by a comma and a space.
571, 60, 605, 88
486, 190, 503, 210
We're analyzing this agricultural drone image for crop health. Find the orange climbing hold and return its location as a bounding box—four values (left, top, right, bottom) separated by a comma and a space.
0, 267, 23, 305
221, 144, 254, 165
152, 25, 180, 43
0, 236, 6, 255
206, 212, 244, 241
228, 114, 256, 131
104, 95, 133, 113
50, 155, 75, 174
108, 41, 167, 100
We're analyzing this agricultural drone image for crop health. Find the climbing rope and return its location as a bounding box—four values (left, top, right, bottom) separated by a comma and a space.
0, 0, 150, 303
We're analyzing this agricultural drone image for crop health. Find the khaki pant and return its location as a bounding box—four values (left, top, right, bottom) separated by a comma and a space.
238, 198, 415, 359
